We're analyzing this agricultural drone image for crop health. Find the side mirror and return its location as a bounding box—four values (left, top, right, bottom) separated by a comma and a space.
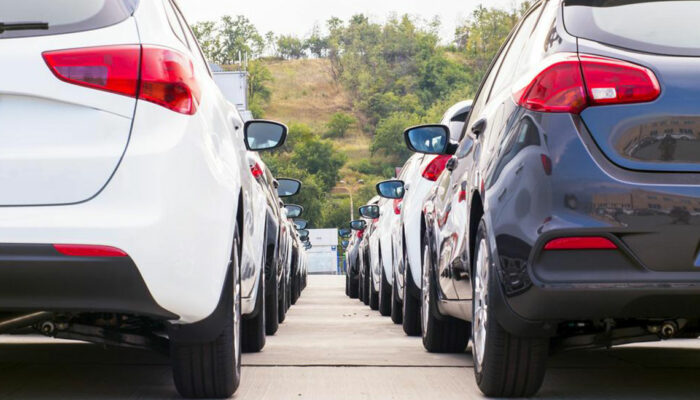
341, 240, 349, 249
339, 228, 352, 238
294, 219, 308, 230
350, 220, 367, 231
277, 178, 301, 197
403, 124, 457, 155
284, 204, 303, 218
298, 229, 309, 241
244, 120, 288, 151
376, 180, 405, 199
305, 243, 312, 250
359, 204, 380, 219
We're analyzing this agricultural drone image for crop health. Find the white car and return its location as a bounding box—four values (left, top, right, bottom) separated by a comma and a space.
383, 101, 473, 335
371, 159, 421, 317
0, 1, 287, 398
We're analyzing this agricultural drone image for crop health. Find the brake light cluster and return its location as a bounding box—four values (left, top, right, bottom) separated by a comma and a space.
43, 45, 201, 115
543, 236, 617, 251
514, 53, 660, 114
422, 155, 452, 181
250, 162, 264, 179
53, 244, 128, 257
393, 198, 402, 215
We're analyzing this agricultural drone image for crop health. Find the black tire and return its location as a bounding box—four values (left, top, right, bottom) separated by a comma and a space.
402, 260, 421, 336
390, 271, 402, 324
348, 273, 359, 299
278, 277, 287, 324
369, 274, 382, 311
473, 219, 548, 398
291, 275, 299, 305
265, 261, 279, 336
421, 230, 469, 353
171, 228, 241, 398
241, 272, 266, 352
362, 262, 370, 306
378, 266, 392, 316
345, 273, 350, 297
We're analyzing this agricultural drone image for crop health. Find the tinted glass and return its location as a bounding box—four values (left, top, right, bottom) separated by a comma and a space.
564, 1, 700, 57
350, 220, 366, 230
294, 219, 308, 230
246, 121, 286, 150
285, 205, 303, 218
277, 179, 301, 197
359, 205, 380, 219
406, 126, 449, 154
339, 228, 352, 238
0, 0, 137, 39
376, 181, 405, 199
489, 5, 542, 98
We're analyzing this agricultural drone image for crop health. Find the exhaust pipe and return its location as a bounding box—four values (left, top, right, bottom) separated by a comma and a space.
0, 312, 53, 334
660, 321, 678, 339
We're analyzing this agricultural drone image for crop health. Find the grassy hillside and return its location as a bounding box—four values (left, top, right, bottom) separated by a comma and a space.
261, 58, 371, 180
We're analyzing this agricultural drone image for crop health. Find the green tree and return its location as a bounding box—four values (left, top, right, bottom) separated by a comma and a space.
191, 21, 222, 63
371, 112, 422, 162
247, 60, 273, 118
276, 35, 307, 59
219, 15, 265, 64
324, 112, 355, 138
290, 136, 347, 192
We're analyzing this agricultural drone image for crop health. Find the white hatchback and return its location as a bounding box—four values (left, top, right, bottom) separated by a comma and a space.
0, 1, 286, 398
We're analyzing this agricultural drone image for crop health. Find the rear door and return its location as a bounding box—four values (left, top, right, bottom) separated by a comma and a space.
0, 0, 139, 205
565, 1, 700, 172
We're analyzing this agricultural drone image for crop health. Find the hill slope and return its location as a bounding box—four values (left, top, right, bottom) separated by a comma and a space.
261, 58, 370, 167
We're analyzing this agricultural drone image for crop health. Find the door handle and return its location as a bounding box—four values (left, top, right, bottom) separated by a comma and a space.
471, 118, 487, 137
446, 157, 458, 172
515, 163, 524, 175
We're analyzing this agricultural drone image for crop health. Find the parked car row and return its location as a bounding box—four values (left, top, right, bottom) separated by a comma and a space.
345, 0, 700, 397
0, 1, 309, 398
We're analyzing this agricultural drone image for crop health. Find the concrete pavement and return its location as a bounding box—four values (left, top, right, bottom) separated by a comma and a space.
1, 275, 700, 399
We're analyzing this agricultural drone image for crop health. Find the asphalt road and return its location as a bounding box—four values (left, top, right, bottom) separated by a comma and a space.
2, 275, 700, 399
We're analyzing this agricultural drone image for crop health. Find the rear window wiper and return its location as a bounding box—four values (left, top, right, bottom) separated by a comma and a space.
0, 22, 49, 34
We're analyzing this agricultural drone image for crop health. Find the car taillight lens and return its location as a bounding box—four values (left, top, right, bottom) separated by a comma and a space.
53, 244, 128, 257
43, 45, 201, 115
393, 199, 402, 215
514, 53, 660, 114
42, 45, 140, 97
250, 162, 263, 179
580, 55, 660, 106
543, 236, 617, 251
422, 155, 452, 181
140, 46, 200, 115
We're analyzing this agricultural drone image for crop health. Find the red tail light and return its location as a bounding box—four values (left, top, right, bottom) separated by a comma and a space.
357, 229, 364, 239
393, 198, 402, 215
541, 154, 552, 176
140, 46, 201, 115
53, 244, 128, 257
515, 53, 660, 114
43, 45, 140, 97
43, 45, 201, 115
422, 155, 452, 181
544, 237, 617, 251
250, 162, 264, 179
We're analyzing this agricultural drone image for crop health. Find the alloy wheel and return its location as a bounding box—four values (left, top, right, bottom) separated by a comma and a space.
472, 238, 489, 370
421, 243, 430, 335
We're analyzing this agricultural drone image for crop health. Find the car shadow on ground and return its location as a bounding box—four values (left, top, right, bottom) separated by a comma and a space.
1, 340, 700, 399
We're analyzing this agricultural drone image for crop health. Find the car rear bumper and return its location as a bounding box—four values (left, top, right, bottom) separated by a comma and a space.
0, 244, 177, 319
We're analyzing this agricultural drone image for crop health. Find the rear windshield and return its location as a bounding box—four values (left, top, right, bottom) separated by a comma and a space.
0, 0, 138, 39
564, 1, 700, 57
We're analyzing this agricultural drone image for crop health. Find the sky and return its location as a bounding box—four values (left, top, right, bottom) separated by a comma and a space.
179, 0, 521, 42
